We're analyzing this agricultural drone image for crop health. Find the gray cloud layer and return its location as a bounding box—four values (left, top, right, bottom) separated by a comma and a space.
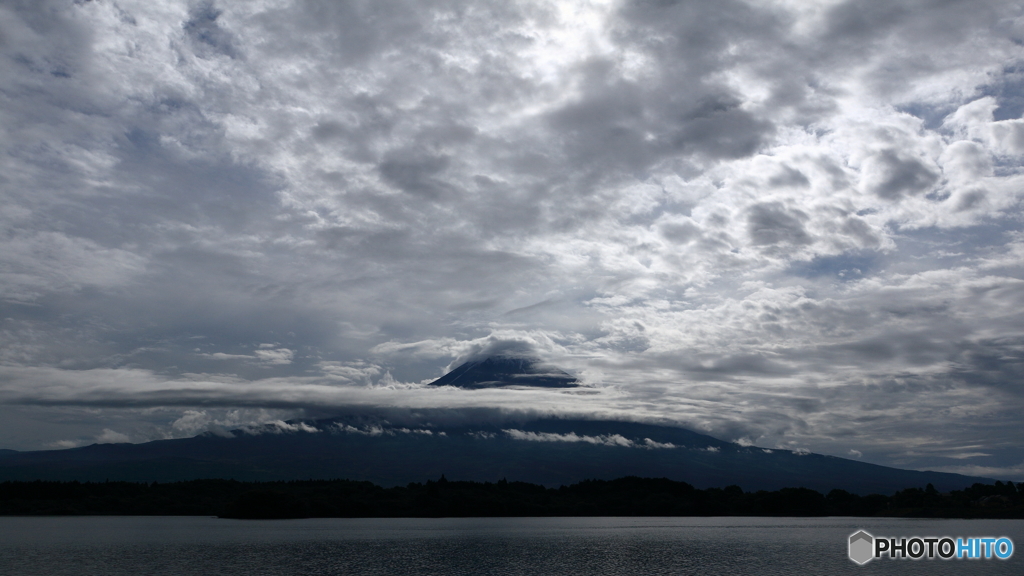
2, 0, 1024, 479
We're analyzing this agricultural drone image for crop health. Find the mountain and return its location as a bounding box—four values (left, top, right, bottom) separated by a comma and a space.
427, 355, 578, 388
0, 358, 1000, 495
0, 416, 995, 495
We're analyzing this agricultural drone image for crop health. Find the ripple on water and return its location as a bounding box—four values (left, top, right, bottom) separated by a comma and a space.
1, 516, 1022, 575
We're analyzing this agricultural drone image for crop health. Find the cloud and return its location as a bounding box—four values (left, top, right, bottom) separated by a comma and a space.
169, 408, 297, 437
96, 429, 131, 444
202, 353, 253, 361
448, 335, 551, 366
503, 428, 672, 449
333, 423, 439, 437
643, 438, 677, 450
48, 440, 82, 450
747, 202, 813, 247
183, 1, 239, 60
0, 0, 1023, 478
861, 149, 940, 200
171, 410, 213, 436
253, 348, 295, 366
241, 420, 319, 435
928, 462, 1024, 480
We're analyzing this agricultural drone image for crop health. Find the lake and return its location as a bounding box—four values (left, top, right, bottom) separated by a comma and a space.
1, 516, 1021, 575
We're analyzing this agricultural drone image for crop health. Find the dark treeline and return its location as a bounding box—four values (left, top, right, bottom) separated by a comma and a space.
1, 476, 1022, 519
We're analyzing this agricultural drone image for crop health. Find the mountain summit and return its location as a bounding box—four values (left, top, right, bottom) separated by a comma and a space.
427, 355, 579, 389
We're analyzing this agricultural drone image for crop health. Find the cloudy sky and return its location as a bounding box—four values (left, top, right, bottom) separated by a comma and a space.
2, 0, 1024, 478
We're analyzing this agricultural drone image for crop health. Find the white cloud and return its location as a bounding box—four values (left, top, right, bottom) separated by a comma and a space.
241, 420, 319, 435
48, 439, 84, 450
171, 410, 212, 436
201, 353, 254, 361
96, 429, 131, 444
503, 428, 673, 449
643, 438, 677, 450
254, 348, 295, 366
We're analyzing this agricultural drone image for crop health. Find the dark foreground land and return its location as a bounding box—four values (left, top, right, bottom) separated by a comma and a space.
2, 476, 1023, 519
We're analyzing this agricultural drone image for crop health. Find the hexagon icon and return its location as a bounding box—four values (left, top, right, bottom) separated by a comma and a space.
849, 530, 874, 564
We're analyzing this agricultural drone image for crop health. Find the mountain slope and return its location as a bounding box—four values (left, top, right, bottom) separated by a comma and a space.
0, 417, 995, 495
427, 355, 578, 388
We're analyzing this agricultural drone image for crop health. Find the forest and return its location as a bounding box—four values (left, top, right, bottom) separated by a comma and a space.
1, 476, 1022, 519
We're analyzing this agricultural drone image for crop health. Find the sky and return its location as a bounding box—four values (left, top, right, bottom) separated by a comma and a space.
2, 0, 1024, 479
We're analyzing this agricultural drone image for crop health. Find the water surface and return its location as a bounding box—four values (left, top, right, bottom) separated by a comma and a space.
1, 516, 1021, 575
